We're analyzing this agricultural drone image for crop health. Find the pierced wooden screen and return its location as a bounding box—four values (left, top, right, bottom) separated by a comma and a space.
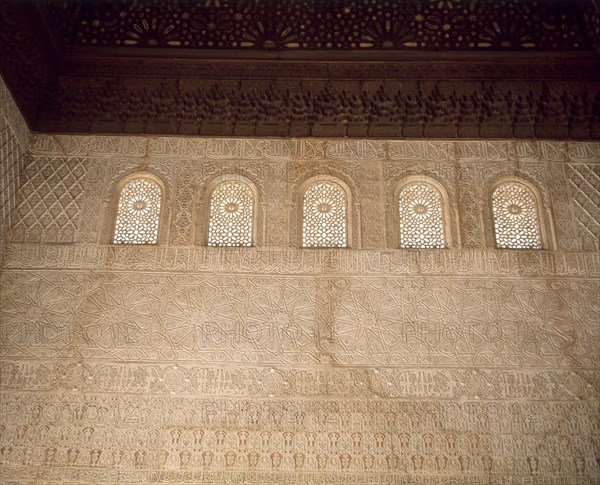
113, 178, 162, 244
208, 181, 254, 247
492, 182, 541, 249
398, 182, 445, 248
302, 181, 347, 248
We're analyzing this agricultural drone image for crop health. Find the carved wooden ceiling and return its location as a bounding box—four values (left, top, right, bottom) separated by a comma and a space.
1, 0, 599, 138
46, 0, 592, 51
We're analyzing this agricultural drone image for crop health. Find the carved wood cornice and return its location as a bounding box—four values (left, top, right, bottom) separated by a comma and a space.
1, 1, 599, 138
59, 47, 600, 81
35, 59, 600, 139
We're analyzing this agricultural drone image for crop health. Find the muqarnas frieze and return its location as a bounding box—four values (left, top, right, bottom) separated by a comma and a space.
1, 271, 597, 367
36, 78, 600, 138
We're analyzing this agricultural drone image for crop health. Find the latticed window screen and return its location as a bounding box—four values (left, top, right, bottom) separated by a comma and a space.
302, 181, 347, 247
398, 182, 445, 248
492, 182, 541, 249
113, 178, 162, 244
208, 181, 254, 246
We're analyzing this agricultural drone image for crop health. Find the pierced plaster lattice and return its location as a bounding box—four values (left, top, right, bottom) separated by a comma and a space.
208, 181, 253, 247
113, 178, 161, 244
302, 181, 347, 248
398, 182, 445, 249
492, 182, 541, 249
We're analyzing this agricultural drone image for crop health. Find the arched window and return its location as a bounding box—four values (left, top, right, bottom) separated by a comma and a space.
208, 180, 254, 246
113, 177, 162, 244
302, 180, 347, 248
398, 181, 446, 248
492, 181, 541, 249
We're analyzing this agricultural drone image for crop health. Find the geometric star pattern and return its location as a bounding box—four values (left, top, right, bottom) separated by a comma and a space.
1, 102, 599, 484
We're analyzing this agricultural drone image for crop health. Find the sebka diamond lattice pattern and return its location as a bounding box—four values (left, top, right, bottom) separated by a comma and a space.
568, 164, 600, 251
9, 156, 85, 243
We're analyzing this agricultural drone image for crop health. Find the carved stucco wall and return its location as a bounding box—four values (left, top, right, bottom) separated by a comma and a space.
0, 76, 30, 246
1, 83, 599, 483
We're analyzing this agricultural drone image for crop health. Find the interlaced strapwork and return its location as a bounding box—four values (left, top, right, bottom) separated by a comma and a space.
208, 181, 253, 246
302, 181, 347, 248
492, 182, 541, 249
398, 182, 445, 248
113, 178, 162, 244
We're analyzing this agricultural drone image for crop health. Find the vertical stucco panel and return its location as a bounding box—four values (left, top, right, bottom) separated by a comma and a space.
0, 76, 29, 244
